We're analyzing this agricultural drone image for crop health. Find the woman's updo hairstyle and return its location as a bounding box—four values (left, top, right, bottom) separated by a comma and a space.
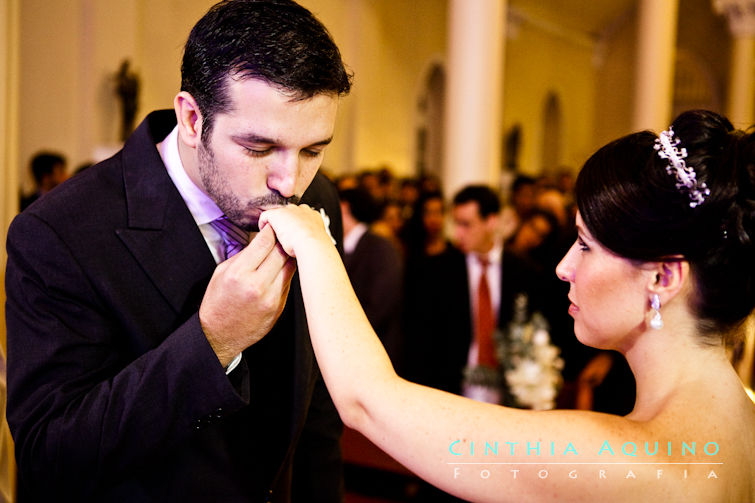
576, 109, 755, 340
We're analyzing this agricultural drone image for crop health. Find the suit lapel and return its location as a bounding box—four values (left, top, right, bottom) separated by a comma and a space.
115, 111, 217, 314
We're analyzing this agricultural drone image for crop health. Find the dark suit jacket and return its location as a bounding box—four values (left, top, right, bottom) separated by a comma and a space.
5, 111, 344, 502
403, 246, 547, 397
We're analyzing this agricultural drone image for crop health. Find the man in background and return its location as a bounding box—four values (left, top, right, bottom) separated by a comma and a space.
340, 187, 404, 367
406, 185, 549, 404
5, 1, 351, 501
19, 151, 67, 211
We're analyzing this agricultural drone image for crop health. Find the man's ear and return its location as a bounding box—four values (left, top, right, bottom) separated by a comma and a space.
173, 91, 203, 149
485, 212, 500, 234
647, 259, 688, 303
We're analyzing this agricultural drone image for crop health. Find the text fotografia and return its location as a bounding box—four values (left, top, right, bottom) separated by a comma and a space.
451, 466, 720, 481
448, 440, 720, 458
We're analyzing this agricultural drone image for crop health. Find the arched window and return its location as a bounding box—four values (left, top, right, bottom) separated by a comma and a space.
416, 63, 445, 178
541, 92, 562, 177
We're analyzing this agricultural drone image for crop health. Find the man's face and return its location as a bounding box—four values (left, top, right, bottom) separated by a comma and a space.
196, 78, 338, 230
452, 201, 496, 255
40, 163, 67, 191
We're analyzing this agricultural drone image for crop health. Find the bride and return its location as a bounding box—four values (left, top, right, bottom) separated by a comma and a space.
260, 109, 755, 502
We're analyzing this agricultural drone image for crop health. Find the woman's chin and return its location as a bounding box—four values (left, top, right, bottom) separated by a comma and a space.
574, 327, 611, 350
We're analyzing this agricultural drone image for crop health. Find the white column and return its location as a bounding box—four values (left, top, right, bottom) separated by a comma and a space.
715, 0, 755, 128
631, 0, 680, 132
442, 0, 506, 199
1, 0, 20, 271
0, 4, 20, 497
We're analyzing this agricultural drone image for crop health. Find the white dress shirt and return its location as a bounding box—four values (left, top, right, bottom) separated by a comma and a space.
343, 223, 368, 255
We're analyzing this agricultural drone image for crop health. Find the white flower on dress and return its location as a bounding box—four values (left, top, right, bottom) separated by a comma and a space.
319, 208, 337, 246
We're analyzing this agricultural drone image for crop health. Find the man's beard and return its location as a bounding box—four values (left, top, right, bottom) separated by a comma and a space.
197, 139, 299, 231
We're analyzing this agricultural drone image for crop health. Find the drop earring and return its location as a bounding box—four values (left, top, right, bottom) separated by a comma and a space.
650, 294, 663, 330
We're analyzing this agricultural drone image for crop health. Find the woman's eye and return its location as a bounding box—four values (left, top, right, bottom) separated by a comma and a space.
578, 237, 590, 252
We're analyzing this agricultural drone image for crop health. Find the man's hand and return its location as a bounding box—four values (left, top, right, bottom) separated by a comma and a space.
200, 225, 296, 367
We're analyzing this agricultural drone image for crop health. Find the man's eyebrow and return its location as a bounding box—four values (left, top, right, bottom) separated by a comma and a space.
309, 137, 333, 147
232, 133, 277, 144
232, 134, 333, 148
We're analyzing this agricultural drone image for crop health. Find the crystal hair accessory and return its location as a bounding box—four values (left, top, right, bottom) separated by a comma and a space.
654, 127, 710, 208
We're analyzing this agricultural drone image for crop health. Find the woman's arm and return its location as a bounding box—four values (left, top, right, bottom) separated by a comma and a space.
259, 206, 686, 502
261, 205, 393, 425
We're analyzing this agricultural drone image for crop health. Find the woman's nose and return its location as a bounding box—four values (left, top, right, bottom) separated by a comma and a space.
555, 244, 575, 282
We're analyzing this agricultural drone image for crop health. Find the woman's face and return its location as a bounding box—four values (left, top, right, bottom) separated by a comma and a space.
422, 198, 445, 236
555, 212, 651, 349
512, 214, 552, 252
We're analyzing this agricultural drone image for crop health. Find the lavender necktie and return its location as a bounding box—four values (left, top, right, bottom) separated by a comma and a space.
209, 215, 250, 260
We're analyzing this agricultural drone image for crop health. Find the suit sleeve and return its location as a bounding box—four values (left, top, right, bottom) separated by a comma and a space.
4, 212, 249, 495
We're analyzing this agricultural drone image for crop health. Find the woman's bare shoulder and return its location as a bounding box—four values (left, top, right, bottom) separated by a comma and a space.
636, 379, 755, 501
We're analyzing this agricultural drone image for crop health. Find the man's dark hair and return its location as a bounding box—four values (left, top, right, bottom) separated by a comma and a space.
452, 185, 501, 218
339, 187, 380, 224
511, 174, 536, 193
181, 0, 352, 143
30, 152, 66, 185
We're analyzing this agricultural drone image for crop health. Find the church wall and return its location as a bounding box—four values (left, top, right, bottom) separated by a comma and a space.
14, 0, 739, 195
502, 9, 598, 178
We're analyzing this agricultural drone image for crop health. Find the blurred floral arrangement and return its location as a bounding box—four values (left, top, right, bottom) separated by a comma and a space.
463, 294, 564, 410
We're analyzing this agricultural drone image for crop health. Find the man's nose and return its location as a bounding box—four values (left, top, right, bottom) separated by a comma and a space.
267, 155, 299, 199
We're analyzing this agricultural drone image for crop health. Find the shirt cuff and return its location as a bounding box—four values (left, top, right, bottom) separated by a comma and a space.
225, 353, 242, 375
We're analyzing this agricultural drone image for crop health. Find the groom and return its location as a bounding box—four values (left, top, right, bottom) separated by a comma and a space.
5, 1, 351, 501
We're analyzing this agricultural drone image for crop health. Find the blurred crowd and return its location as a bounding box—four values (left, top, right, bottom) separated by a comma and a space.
330, 165, 635, 414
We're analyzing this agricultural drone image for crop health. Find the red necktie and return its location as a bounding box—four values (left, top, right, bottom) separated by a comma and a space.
476, 257, 497, 368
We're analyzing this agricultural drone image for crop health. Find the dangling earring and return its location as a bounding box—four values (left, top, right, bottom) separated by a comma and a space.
650, 294, 663, 330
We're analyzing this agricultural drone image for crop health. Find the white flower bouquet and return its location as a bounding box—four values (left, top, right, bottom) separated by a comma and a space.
463, 294, 564, 409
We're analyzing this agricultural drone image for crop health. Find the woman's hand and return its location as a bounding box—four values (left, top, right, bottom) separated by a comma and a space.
259, 204, 332, 258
